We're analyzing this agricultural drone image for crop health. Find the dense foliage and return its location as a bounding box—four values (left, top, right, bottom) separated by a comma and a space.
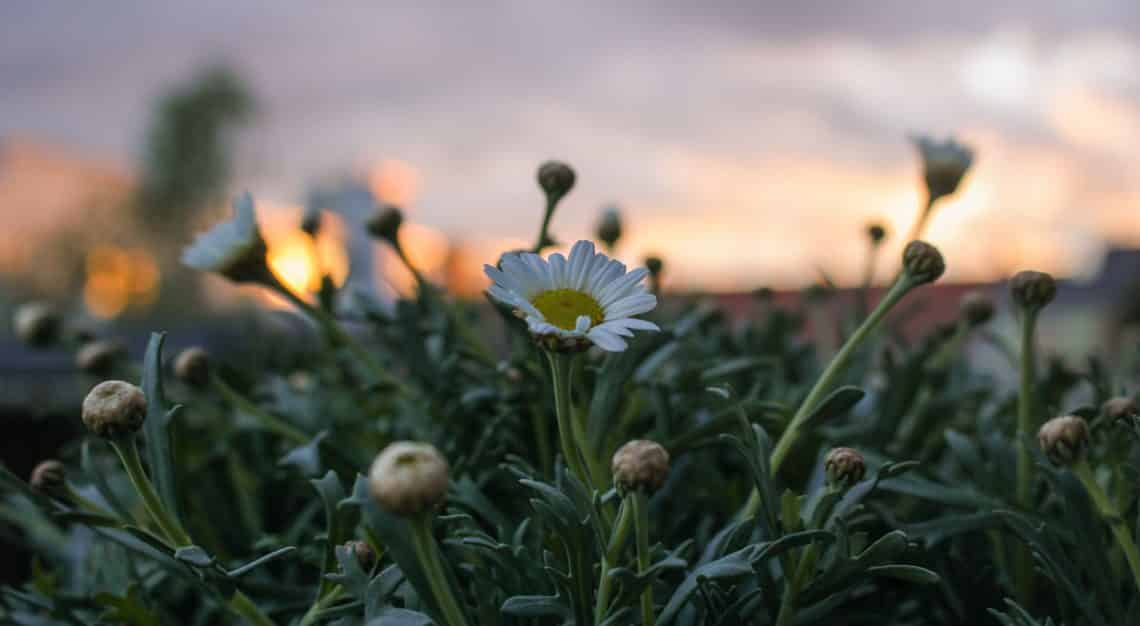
2, 158, 1139, 626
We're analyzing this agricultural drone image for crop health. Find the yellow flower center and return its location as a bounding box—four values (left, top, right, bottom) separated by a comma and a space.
530, 289, 604, 331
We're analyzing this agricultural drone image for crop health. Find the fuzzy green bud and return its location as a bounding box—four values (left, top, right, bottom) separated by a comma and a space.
902, 240, 945, 285
13, 302, 62, 347
368, 441, 450, 517
959, 291, 995, 327
174, 347, 211, 387
537, 161, 576, 202
366, 205, 404, 244
1010, 271, 1056, 311
867, 223, 887, 246
76, 340, 127, 376
30, 460, 67, 496
913, 135, 974, 203
1102, 396, 1139, 422
1038, 415, 1089, 466
345, 539, 376, 570
596, 207, 622, 248
82, 380, 146, 438
612, 439, 670, 494
824, 447, 865, 488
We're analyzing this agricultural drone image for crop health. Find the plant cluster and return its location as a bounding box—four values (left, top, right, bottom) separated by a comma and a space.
2, 143, 1138, 626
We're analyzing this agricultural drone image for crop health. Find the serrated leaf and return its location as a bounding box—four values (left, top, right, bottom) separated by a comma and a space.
140, 332, 181, 519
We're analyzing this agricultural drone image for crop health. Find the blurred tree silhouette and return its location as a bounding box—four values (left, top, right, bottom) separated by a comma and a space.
134, 65, 254, 244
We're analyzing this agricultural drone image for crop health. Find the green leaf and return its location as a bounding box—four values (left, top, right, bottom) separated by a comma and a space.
801, 385, 865, 429
658, 546, 757, 625
174, 545, 215, 567
312, 470, 347, 594
366, 608, 435, 625
226, 546, 296, 578
140, 332, 181, 519
866, 564, 940, 584
500, 593, 567, 618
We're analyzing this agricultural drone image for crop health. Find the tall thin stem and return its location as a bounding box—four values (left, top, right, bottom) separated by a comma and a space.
532, 197, 557, 253
1014, 307, 1039, 603
1074, 461, 1140, 591
109, 437, 191, 546
410, 514, 472, 626
210, 374, 310, 445
545, 351, 593, 487
907, 195, 936, 243
594, 499, 634, 623
631, 491, 655, 626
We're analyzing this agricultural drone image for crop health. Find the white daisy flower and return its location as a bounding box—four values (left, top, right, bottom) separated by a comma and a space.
182, 192, 270, 283
484, 240, 659, 352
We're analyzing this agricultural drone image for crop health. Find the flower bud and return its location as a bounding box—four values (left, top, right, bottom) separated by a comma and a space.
174, 347, 211, 387
1010, 271, 1056, 311
959, 291, 995, 327
612, 439, 670, 494
300, 205, 323, 237
13, 302, 62, 347
824, 447, 865, 488
82, 380, 146, 438
645, 256, 664, 278
1038, 415, 1089, 466
368, 441, 450, 517
596, 207, 622, 249
867, 223, 887, 246
76, 339, 127, 376
536, 161, 576, 201
902, 240, 945, 285
912, 135, 974, 202
30, 460, 67, 496
345, 539, 376, 570
366, 205, 404, 244
1102, 396, 1139, 422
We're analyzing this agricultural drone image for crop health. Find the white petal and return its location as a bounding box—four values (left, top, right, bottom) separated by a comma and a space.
549, 253, 568, 289
574, 315, 591, 333
587, 327, 627, 351
597, 268, 649, 306
605, 294, 657, 320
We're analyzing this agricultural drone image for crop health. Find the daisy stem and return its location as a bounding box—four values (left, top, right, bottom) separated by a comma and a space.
631, 490, 655, 626
1014, 306, 1039, 604
907, 195, 936, 243
210, 374, 310, 445
742, 273, 914, 520
546, 351, 594, 487
532, 197, 557, 253
410, 513, 473, 626
1073, 460, 1140, 592
593, 498, 633, 623
108, 436, 191, 547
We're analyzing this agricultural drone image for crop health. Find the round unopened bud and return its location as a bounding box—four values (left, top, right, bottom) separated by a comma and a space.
596, 207, 622, 248
612, 439, 670, 494
913, 136, 974, 202
345, 539, 376, 570
902, 240, 945, 285
824, 447, 865, 487
30, 460, 67, 496
301, 205, 322, 237
867, 223, 887, 246
645, 256, 664, 278
366, 205, 404, 243
1038, 415, 1089, 466
959, 291, 995, 327
537, 161, 576, 201
76, 340, 127, 376
174, 347, 211, 387
368, 441, 450, 517
1010, 271, 1056, 311
1103, 396, 1139, 422
13, 302, 61, 347
82, 380, 146, 438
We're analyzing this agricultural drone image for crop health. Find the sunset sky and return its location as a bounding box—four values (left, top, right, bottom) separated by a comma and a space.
3, 1, 1140, 291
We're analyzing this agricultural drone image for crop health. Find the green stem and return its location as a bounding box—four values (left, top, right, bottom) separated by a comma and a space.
229, 589, 275, 626
531, 401, 554, 478
774, 542, 819, 626
211, 374, 310, 445
109, 437, 191, 547
769, 276, 914, 474
594, 499, 635, 623
907, 195, 936, 243
297, 585, 345, 626
545, 351, 593, 487
1074, 461, 1140, 592
532, 197, 557, 253
631, 492, 655, 626
409, 514, 472, 626
1014, 308, 1038, 603
266, 277, 410, 394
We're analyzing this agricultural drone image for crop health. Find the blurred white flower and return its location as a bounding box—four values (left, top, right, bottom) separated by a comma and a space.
911, 134, 974, 203
182, 193, 270, 283
484, 240, 658, 352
